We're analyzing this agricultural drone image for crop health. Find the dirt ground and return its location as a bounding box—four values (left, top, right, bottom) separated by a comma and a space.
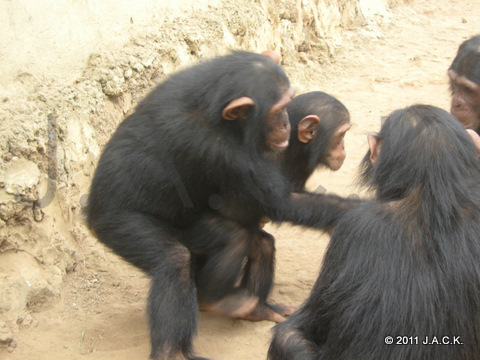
2, 0, 480, 359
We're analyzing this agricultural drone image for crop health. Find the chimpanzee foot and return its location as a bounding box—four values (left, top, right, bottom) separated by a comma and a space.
200, 291, 259, 319
242, 302, 297, 323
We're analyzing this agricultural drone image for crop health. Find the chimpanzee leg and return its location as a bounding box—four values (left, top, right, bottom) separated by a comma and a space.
240, 230, 296, 322
90, 212, 205, 360
241, 230, 275, 300
147, 244, 204, 360
182, 215, 258, 317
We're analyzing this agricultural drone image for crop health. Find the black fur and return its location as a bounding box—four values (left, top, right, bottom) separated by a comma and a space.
450, 35, 480, 86
268, 104, 480, 360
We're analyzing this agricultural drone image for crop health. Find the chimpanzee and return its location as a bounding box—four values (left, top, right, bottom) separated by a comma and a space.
449, 34, 480, 133
268, 104, 480, 360
282, 91, 351, 191
248, 91, 352, 321
86, 50, 360, 360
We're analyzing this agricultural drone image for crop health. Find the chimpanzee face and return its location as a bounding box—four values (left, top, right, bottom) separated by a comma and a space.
449, 69, 480, 131
324, 121, 351, 171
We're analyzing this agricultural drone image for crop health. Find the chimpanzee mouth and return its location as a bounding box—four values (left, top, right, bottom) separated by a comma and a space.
271, 140, 289, 150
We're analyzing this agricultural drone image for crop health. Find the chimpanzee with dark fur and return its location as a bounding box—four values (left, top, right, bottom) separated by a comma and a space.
282, 91, 351, 191
268, 104, 480, 360
86, 51, 359, 360
449, 34, 480, 133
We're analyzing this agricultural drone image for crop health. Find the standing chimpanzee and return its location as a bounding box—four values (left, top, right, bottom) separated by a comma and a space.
449, 34, 480, 133
86, 50, 359, 360
268, 104, 480, 360
282, 91, 351, 191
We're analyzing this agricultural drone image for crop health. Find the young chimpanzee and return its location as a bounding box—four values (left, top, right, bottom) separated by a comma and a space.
238, 91, 353, 323
268, 104, 480, 360
282, 91, 351, 191
86, 51, 359, 360
449, 34, 480, 133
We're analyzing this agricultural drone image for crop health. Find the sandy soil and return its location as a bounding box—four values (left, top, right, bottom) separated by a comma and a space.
2, 0, 480, 359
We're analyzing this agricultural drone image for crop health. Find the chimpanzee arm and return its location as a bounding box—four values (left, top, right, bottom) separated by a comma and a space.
200, 141, 360, 229
276, 192, 363, 231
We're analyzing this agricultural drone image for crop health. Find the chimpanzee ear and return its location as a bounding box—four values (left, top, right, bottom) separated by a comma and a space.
222, 97, 255, 120
297, 115, 321, 143
467, 129, 480, 157
367, 132, 382, 164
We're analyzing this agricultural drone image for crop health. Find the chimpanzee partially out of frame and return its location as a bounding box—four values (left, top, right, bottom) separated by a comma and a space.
268, 104, 480, 360
282, 91, 351, 192
86, 50, 359, 360
449, 34, 480, 134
